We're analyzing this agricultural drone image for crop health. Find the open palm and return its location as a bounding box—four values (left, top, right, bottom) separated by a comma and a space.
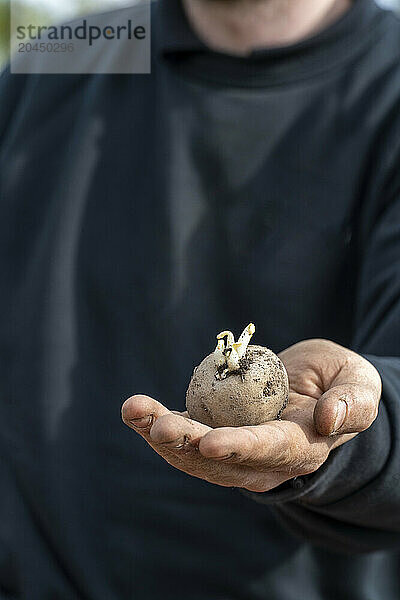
122, 339, 381, 492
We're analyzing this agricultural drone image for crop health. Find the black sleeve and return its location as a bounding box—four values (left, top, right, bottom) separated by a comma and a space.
244, 135, 400, 554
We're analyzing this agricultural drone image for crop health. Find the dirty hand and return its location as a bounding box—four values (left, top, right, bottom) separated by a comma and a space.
121, 339, 381, 492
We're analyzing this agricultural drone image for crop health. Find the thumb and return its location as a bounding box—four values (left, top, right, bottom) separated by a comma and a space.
313, 383, 379, 436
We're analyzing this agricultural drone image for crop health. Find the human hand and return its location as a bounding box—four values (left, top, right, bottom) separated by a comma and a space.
121, 339, 381, 492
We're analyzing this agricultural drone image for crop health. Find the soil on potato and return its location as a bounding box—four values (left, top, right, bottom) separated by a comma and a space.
186, 344, 289, 427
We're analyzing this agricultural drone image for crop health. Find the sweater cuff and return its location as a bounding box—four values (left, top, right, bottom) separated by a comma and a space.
241, 440, 359, 506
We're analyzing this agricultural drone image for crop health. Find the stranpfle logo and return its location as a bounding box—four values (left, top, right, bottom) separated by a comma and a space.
16, 19, 147, 47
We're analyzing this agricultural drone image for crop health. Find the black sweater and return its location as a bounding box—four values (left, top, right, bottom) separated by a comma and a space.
0, 1, 400, 598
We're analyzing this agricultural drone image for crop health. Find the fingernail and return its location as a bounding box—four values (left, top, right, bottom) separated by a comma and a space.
161, 436, 184, 448
214, 452, 236, 461
129, 415, 153, 429
332, 400, 347, 434
161, 435, 190, 450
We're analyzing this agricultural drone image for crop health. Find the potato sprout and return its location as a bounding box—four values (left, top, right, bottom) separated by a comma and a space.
214, 323, 256, 379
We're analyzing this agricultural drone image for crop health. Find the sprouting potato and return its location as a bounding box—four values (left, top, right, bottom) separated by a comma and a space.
186, 324, 289, 428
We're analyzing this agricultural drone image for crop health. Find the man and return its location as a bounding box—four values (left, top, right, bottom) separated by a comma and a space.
0, 0, 400, 598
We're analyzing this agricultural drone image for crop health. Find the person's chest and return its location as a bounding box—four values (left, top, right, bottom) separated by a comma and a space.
0, 63, 393, 597
1, 67, 377, 424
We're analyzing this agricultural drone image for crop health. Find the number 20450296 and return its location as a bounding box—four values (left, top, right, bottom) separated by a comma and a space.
18, 42, 74, 53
